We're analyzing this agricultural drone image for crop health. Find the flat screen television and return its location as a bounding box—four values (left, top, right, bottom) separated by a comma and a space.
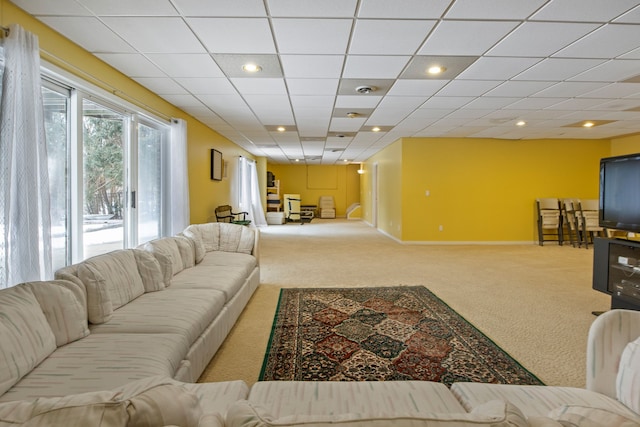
599, 153, 640, 233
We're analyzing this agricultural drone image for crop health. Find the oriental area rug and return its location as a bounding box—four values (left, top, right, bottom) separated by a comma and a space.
259, 286, 544, 386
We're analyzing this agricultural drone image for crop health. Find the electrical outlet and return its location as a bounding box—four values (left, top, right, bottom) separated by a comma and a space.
438, 225, 443, 232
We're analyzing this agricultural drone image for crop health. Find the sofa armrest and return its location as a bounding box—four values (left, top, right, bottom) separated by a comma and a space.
586, 309, 640, 398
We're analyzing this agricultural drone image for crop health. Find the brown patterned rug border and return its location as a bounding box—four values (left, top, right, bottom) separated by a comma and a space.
259, 286, 544, 386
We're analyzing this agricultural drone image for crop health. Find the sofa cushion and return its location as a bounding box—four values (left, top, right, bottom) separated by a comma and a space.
0, 333, 190, 402
0, 376, 203, 427
89, 288, 226, 345
175, 234, 197, 269
548, 405, 640, 427
200, 251, 258, 278
26, 280, 89, 347
170, 265, 247, 303
132, 249, 165, 292
219, 223, 255, 255
78, 263, 114, 324
144, 237, 185, 278
226, 399, 528, 427
451, 383, 639, 419
617, 337, 640, 415
81, 249, 146, 310
0, 284, 57, 395
182, 227, 206, 263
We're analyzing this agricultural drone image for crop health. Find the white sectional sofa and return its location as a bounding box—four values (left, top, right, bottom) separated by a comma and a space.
1, 231, 639, 427
0, 222, 259, 404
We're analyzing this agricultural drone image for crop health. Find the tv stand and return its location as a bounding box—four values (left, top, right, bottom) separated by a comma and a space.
593, 237, 640, 311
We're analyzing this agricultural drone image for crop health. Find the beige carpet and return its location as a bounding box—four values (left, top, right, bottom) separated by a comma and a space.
198, 219, 610, 388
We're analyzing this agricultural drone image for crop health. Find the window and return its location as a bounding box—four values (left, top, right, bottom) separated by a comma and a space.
136, 120, 165, 245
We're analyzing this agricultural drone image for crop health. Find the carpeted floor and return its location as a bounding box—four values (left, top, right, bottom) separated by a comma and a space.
198, 219, 610, 388
260, 286, 544, 386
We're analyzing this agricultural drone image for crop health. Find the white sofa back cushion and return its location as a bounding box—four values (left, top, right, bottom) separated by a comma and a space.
132, 249, 165, 293
82, 250, 146, 311
26, 280, 90, 347
617, 337, 640, 415
0, 376, 203, 427
226, 399, 529, 427
144, 237, 185, 278
0, 284, 57, 395
184, 223, 255, 256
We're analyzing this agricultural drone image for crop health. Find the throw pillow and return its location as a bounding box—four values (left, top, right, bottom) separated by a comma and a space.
174, 234, 197, 269
549, 405, 640, 427
617, 337, 640, 415
27, 280, 90, 346
0, 284, 57, 395
78, 263, 113, 324
132, 249, 165, 292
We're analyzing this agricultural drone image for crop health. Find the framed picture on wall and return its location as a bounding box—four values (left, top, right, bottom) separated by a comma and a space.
211, 149, 223, 181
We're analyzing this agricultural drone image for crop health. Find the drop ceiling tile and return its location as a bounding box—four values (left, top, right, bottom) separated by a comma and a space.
513, 58, 606, 81
330, 117, 367, 132
198, 94, 249, 111
590, 99, 640, 110
446, 109, 494, 119
488, 22, 599, 57
133, 77, 189, 95
544, 98, 608, 110
11, 0, 90, 15
554, 24, 640, 59
463, 97, 522, 109
533, 82, 608, 98
485, 81, 556, 97
349, 20, 435, 55
187, 18, 275, 54
358, 0, 451, 18
79, 0, 178, 15
175, 78, 237, 95
286, 79, 340, 95
343, 56, 411, 79
172, 0, 266, 16
387, 80, 448, 96
444, 0, 548, 19
280, 55, 345, 78
101, 17, 205, 53
291, 96, 335, 109
38, 17, 134, 53
419, 21, 519, 56
272, 19, 352, 54
621, 47, 640, 59
570, 59, 640, 82
615, 5, 640, 23
230, 78, 287, 95
335, 95, 382, 108
160, 94, 206, 108
531, 0, 639, 22
146, 54, 225, 78
457, 57, 541, 80
580, 83, 640, 98
436, 80, 501, 97
267, 0, 358, 17
506, 97, 564, 110
420, 97, 474, 109
297, 117, 331, 136
366, 109, 414, 126
95, 53, 165, 77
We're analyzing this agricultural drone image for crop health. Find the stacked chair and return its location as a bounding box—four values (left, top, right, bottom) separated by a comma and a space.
536, 198, 563, 246
318, 196, 336, 219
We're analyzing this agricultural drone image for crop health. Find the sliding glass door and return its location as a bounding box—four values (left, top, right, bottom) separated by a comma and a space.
82, 99, 126, 258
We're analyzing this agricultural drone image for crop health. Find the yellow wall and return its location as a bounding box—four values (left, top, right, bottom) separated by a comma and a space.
266, 164, 360, 217
363, 137, 611, 242
360, 140, 404, 239
611, 134, 640, 157
0, 0, 256, 225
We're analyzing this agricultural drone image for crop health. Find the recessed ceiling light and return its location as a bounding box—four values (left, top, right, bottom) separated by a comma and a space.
427, 65, 445, 75
277, 126, 286, 132
372, 127, 381, 132
583, 121, 595, 128
343, 159, 349, 162
516, 121, 526, 127
242, 63, 262, 73
346, 112, 360, 118
294, 158, 300, 162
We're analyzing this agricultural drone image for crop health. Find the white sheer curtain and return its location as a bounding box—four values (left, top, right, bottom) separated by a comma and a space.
234, 157, 267, 227
168, 118, 190, 235
0, 24, 51, 288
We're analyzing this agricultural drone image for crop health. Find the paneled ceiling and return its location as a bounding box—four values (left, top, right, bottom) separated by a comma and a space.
12, 0, 640, 164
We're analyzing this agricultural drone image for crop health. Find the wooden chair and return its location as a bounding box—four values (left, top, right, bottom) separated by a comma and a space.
536, 198, 563, 246
214, 205, 251, 226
